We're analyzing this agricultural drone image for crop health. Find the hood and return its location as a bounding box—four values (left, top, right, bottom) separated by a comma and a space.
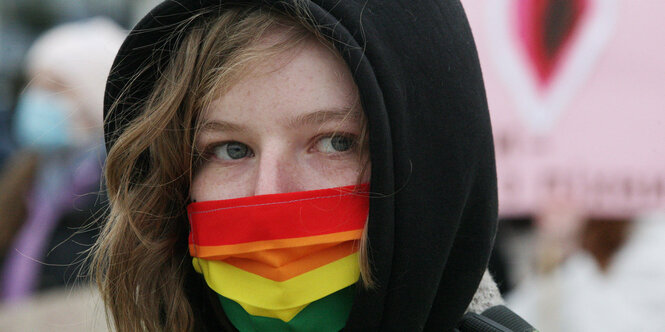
104, 1, 497, 331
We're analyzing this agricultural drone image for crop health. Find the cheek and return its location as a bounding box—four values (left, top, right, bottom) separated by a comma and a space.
304, 156, 365, 188
189, 169, 214, 202
190, 164, 251, 201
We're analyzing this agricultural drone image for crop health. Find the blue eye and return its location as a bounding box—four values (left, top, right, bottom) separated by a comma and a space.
212, 142, 253, 160
316, 135, 355, 153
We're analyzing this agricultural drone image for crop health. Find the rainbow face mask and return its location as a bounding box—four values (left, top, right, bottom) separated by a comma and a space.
187, 184, 369, 331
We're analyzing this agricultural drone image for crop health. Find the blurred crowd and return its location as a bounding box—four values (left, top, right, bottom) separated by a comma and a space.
0, 1, 157, 330
0, 1, 664, 331
0, 17, 121, 332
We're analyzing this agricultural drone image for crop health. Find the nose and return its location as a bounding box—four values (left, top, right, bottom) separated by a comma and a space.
252, 149, 304, 196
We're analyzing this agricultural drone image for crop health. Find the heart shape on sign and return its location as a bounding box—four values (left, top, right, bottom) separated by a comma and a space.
486, 0, 618, 133
517, 0, 588, 87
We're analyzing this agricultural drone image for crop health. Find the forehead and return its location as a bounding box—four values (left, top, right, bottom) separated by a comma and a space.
201, 29, 360, 125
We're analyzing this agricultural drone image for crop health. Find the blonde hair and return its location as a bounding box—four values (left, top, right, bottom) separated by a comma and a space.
92, 5, 372, 332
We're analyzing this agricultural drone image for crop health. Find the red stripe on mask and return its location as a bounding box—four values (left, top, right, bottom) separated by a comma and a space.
187, 184, 369, 247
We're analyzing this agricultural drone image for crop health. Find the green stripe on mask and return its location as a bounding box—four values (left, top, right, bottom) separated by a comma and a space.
219, 285, 355, 332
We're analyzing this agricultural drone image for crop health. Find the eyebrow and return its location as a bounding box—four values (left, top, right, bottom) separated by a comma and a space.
286, 108, 362, 129
199, 108, 362, 135
199, 120, 246, 134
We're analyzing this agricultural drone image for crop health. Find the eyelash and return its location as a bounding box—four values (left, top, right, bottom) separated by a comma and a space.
200, 133, 358, 162
310, 133, 358, 154
200, 141, 254, 162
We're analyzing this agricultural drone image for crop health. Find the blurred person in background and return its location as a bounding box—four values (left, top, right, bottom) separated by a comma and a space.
0, 17, 125, 302
505, 209, 665, 332
0, 0, 133, 170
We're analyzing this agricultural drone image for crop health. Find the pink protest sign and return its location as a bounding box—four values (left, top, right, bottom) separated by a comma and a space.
462, 0, 665, 218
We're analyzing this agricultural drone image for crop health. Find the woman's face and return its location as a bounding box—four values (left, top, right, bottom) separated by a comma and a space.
191, 32, 367, 202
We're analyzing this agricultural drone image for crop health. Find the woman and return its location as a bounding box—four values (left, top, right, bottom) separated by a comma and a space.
95, 0, 506, 331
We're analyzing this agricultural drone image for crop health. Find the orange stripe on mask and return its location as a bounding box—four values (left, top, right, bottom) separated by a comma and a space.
223, 241, 358, 281
189, 229, 363, 258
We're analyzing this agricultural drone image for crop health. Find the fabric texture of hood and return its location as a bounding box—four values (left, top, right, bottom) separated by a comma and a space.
104, 0, 498, 331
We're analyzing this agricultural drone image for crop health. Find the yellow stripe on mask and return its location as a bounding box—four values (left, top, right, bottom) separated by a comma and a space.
237, 300, 306, 322
193, 253, 359, 322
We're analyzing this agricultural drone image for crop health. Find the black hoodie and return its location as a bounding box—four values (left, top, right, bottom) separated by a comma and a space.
104, 1, 498, 331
